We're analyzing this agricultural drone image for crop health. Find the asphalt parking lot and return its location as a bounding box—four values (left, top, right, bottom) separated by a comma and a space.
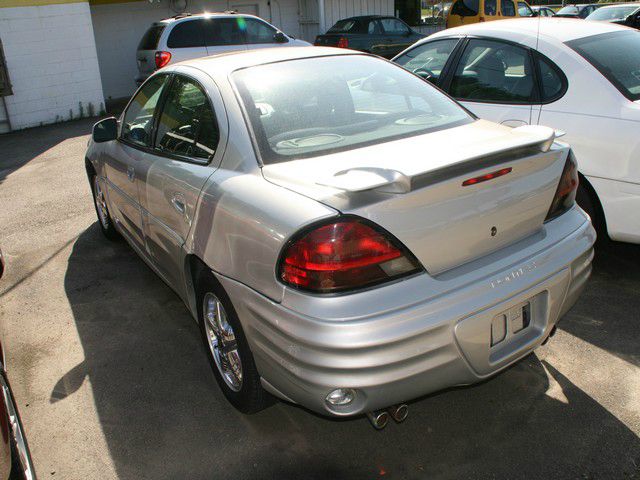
0, 118, 639, 480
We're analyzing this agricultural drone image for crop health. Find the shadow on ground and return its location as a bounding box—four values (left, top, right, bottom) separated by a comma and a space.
61, 225, 640, 479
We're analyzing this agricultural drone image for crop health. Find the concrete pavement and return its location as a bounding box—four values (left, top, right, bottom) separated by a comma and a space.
0, 119, 638, 479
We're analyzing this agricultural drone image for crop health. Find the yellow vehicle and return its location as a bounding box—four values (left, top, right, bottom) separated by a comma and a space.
446, 0, 535, 28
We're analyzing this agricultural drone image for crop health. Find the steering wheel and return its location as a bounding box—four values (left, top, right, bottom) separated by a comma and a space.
413, 67, 437, 81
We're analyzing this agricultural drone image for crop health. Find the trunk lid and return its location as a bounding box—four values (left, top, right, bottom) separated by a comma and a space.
314, 33, 352, 47
262, 120, 567, 275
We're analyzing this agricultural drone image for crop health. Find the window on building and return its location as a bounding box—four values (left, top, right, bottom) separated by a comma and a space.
0, 38, 12, 97
155, 76, 219, 160
450, 39, 535, 103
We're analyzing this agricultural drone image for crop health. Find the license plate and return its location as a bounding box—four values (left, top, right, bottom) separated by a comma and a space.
491, 301, 531, 347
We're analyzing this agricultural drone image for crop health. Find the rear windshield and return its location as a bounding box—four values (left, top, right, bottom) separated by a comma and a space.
555, 6, 579, 15
138, 24, 166, 50
567, 31, 640, 101
587, 5, 638, 20
327, 19, 359, 33
232, 55, 473, 164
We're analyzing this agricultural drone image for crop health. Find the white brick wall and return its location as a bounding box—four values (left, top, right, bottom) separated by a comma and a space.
91, 0, 301, 100
0, 1, 104, 131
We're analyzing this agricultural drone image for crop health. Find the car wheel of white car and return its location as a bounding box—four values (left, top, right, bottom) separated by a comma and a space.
197, 273, 272, 413
91, 175, 119, 241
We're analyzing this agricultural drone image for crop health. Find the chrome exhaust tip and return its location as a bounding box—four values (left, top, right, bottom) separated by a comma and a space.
366, 410, 390, 430
388, 404, 409, 423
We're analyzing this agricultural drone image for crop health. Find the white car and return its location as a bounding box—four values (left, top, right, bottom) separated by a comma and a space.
394, 19, 640, 243
135, 12, 310, 85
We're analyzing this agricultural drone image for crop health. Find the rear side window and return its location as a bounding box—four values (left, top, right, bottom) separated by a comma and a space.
155, 76, 219, 160
567, 30, 640, 101
501, 0, 516, 16
167, 20, 205, 48
485, 0, 497, 15
537, 55, 566, 102
138, 24, 166, 50
450, 39, 534, 103
204, 18, 244, 46
368, 20, 383, 34
243, 18, 279, 44
451, 0, 479, 16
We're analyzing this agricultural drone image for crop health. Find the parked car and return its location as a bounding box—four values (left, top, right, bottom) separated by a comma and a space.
586, 3, 640, 28
446, 0, 535, 28
554, 3, 601, 18
0, 249, 36, 480
86, 46, 594, 427
532, 5, 556, 17
135, 12, 309, 85
314, 16, 423, 58
393, 19, 640, 243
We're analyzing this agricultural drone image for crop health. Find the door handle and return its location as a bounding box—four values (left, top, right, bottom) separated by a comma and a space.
127, 166, 135, 182
171, 194, 186, 215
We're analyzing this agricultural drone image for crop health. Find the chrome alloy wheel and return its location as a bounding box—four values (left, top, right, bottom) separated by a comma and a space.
203, 293, 243, 392
93, 176, 109, 228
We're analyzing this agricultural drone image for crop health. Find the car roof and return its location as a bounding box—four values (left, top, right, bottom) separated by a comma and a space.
431, 17, 630, 43
168, 46, 357, 79
158, 12, 258, 24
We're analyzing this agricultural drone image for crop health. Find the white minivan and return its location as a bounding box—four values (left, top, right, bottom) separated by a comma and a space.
136, 12, 309, 85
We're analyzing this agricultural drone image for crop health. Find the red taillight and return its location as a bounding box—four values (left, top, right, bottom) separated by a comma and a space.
462, 167, 512, 186
336, 37, 349, 48
545, 151, 579, 222
155, 51, 172, 69
278, 218, 421, 293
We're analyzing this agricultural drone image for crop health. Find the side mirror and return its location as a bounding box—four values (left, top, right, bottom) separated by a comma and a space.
274, 31, 288, 43
92, 117, 118, 143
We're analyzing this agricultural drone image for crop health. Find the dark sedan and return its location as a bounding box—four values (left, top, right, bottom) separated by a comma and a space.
314, 15, 424, 58
0, 249, 36, 480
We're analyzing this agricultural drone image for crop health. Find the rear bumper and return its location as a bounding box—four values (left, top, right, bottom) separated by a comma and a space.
218, 207, 595, 417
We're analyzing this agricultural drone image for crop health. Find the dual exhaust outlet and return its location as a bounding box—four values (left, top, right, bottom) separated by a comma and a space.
366, 404, 409, 429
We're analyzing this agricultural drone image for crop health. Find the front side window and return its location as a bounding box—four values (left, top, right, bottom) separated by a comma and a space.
203, 18, 244, 46
368, 20, 383, 34
155, 76, 219, 160
380, 18, 410, 34
567, 31, 640, 101
518, 1, 534, 16
485, 0, 497, 15
167, 20, 205, 48
232, 55, 472, 163
394, 39, 459, 82
121, 75, 168, 147
243, 18, 279, 44
450, 39, 534, 103
451, 0, 479, 16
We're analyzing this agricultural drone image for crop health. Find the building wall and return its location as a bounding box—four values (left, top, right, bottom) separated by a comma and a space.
0, 1, 104, 130
90, 0, 301, 100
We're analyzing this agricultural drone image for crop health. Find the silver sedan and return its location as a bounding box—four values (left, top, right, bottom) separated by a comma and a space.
85, 47, 595, 426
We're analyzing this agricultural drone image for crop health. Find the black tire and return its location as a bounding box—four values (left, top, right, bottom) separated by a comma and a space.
576, 180, 609, 245
90, 174, 120, 241
196, 272, 272, 414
